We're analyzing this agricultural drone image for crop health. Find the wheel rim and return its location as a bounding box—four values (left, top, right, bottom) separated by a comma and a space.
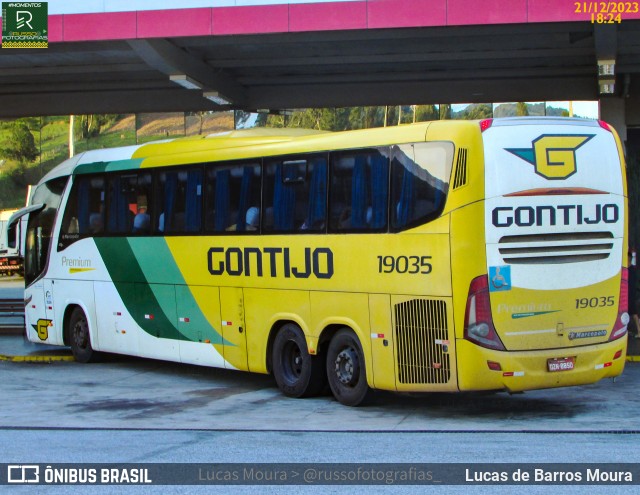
334, 346, 360, 386
282, 340, 303, 381
73, 319, 88, 350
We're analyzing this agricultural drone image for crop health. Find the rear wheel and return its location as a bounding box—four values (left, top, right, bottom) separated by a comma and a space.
68, 307, 100, 363
326, 328, 371, 406
272, 323, 326, 398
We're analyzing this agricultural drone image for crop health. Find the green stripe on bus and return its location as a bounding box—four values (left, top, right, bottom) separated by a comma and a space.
94, 237, 227, 345
129, 238, 227, 345
94, 237, 187, 342
75, 158, 144, 175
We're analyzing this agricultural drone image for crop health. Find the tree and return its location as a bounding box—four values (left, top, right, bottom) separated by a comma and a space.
347, 106, 386, 129
74, 114, 118, 139
463, 104, 493, 120
516, 102, 529, 116
1, 121, 38, 165
415, 105, 439, 122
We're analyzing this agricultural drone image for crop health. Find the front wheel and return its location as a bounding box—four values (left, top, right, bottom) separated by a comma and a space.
272, 323, 326, 398
326, 328, 371, 406
68, 307, 100, 363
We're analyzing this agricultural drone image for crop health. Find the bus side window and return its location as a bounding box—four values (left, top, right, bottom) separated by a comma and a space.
205, 162, 261, 233
329, 149, 388, 232
59, 175, 105, 249
263, 155, 327, 233
390, 142, 454, 231
107, 172, 153, 235
157, 168, 203, 233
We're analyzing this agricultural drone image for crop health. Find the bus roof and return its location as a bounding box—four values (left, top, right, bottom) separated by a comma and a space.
36, 118, 603, 185
488, 117, 602, 128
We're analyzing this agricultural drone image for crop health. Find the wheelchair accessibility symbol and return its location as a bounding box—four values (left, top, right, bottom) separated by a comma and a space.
489, 266, 511, 292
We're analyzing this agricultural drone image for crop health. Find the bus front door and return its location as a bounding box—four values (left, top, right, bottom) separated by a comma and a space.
42, 279, 56, 339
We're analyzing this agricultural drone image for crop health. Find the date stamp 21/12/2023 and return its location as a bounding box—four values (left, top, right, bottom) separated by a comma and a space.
574, 2, 639, 23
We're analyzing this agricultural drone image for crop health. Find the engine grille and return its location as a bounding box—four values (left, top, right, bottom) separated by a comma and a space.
394, 299, 450, 384
498, 232, 614, 264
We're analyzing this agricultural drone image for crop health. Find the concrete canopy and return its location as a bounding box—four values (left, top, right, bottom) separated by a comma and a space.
0, 18, 639, 118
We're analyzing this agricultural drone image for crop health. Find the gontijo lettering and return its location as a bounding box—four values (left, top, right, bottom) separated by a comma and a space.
208, 246, 334, 279
492, 203, 619, 227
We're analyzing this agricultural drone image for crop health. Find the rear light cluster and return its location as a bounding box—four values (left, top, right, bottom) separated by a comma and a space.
464, 275, 505, 350
465, 268, 628, 348
609, 267, 629, 341
598, 120, 613, 132
479, 119, 493, 132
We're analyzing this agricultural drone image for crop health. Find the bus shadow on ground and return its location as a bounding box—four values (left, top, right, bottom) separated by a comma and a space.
55, 352, 630, 426
87, 357, 587, 423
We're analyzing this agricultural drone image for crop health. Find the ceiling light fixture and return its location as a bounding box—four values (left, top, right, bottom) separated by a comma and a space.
597, 59, 616, 95
169, 74, 203, 90
204, 91, 233, 105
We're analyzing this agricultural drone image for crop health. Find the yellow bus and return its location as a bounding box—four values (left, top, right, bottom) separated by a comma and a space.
14, 118, 628, 406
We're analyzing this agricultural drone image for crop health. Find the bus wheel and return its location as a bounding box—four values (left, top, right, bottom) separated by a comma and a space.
272, 323, 326, 398
326, 328, 371, 406
69, 307, 99, 363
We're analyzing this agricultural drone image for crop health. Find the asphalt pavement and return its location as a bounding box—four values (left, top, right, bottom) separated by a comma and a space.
3, 276, 639, 494
2, 276, 640, 433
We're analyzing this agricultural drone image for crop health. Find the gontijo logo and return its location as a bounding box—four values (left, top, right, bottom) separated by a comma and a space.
506, 134, 594, 180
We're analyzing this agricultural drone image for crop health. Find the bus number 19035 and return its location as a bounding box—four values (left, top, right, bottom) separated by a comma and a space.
377, 255, 432, 274
575, 296, 615, 309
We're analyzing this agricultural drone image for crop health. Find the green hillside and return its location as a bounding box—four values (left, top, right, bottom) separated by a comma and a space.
0, 112, 233, 209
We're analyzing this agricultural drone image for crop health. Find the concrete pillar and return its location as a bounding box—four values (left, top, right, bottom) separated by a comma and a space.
625, 76, 640, 128
600, 96, 627, 143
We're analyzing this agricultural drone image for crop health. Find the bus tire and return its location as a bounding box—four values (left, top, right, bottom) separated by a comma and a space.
69, 307, 99, 363
326, 328, 371, 407
272, 323, 326, 398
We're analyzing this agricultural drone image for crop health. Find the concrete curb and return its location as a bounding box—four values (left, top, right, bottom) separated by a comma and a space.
0, 354, 75, 363
2, 352, 638, 363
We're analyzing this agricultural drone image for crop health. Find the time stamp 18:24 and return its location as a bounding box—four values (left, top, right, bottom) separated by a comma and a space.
575, 2, 639, 23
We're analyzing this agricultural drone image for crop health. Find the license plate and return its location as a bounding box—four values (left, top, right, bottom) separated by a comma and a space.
547, 357, 575, 372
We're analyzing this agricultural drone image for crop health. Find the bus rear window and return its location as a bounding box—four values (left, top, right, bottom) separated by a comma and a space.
390, 142, 454, 231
